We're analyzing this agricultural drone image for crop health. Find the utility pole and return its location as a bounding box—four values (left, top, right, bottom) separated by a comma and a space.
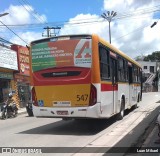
150, 21, 159, 91
101, 11, 117, 44
42, 26, 61, 37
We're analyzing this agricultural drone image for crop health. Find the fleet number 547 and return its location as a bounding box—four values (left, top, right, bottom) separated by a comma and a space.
76, 94, 88, 101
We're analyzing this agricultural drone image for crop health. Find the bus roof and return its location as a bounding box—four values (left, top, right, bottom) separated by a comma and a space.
30, 34, 141, 68
94, 34, 142, 68
30, 34, 92, 45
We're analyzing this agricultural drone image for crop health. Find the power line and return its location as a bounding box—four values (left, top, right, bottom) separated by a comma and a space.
42, 26, 61, 37
0, 4, 160, 29
0, 15, 153, 29
0, 36, 13, 44
17, 0, 46, 24
116, 4, 160, 19
0, 20, 28, 45
113, 24, 149, 41
0, 4, 159, 45
22, 0, 47, 23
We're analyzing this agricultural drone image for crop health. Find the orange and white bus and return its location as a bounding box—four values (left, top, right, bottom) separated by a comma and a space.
30, 34, 142, 120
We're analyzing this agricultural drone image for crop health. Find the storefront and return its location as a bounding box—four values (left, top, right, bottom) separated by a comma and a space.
0, 72, 13, 103
0, 46, 18, 104
14, 74, 30, 107
11, 44, 31, 108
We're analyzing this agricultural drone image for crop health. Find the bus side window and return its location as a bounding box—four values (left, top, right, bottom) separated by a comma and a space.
118, 56, 126, 82
129, 66, 133, 84
99, 45, 110, 80
133, 66, 138, 82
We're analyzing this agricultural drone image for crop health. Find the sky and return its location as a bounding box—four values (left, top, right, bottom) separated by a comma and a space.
0, 0, 160, 59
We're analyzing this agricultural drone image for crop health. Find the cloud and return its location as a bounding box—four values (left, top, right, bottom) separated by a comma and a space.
60, 14, 104, 35
0, 5, 46, 45
2, 5, 46, 24
1, 1, 160, 59
60, 0, 160, 58
10, 31, 42, 45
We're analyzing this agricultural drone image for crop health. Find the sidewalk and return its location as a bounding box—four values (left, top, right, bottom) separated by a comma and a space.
139, 116, 160, 151
142, 123, 160, 147
125, 116, 160, 156
18, 107, 27, 115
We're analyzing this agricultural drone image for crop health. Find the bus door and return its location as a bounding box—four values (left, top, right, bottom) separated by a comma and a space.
111, 58, 118, 114
129, 65, 136, 106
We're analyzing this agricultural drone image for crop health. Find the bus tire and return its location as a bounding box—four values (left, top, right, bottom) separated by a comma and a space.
117, 98, 125, 120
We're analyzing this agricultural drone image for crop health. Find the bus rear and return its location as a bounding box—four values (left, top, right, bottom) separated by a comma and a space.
30, 35, 99, 119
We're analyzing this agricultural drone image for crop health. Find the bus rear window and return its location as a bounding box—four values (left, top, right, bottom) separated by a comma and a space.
31, 39, 92, 72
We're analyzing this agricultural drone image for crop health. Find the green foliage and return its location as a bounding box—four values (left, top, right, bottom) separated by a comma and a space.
144, 51, 160, 61
136, 51, 160, 61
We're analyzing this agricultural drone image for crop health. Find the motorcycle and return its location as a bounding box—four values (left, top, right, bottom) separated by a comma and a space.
1, 101, 18, 119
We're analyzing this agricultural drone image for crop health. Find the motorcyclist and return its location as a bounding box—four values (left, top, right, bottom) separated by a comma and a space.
6, 93, 18, 114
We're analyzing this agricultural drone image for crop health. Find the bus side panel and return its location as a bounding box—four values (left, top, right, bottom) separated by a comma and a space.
118, 83, 130, 109
99, 82, 113, 118
129, 83, 141, 106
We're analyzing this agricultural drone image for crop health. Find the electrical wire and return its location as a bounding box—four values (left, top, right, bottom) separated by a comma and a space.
0, 4, 160, 29
17, 0, 46, 24
0, 37, 13, 44
0, 3, 160, 45
0, 20, 28, 45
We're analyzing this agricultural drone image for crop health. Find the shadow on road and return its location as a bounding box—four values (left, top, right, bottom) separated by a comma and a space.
19, 117, 115, 136
19, 107, 136, 136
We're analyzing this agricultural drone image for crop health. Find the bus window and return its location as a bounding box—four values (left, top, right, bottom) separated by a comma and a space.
129, 66, 133, 84
118, 57, 125, 81
124, 60, 129, 81
99, 46, 110, 80
133, 66, 138, 82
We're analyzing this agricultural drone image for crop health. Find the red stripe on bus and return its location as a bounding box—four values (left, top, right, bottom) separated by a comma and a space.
101, 83, 118, 91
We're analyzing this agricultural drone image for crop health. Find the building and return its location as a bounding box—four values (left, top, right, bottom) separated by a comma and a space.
11, 44, 31, 108
138, 61, 156, 74
0, 45, 18, 104
137, 60, 158, 92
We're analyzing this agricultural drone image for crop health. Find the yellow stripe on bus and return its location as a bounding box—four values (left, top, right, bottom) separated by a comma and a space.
35, 84, 90, 107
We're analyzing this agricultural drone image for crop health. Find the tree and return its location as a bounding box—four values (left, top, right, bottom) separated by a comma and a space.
135, 55, 145, 61
135, 51, 160, 61
144, 51, 160, 61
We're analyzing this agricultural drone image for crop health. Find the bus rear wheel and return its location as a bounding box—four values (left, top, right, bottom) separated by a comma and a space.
117, 99, 125, 120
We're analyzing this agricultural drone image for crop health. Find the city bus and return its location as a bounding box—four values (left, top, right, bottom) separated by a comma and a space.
30, 34, 142, 120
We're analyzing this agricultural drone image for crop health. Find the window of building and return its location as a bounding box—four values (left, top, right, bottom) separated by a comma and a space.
144, 66, 147, 69
150, 66, 154, 73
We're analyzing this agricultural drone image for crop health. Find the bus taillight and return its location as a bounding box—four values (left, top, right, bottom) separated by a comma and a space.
89, 84, 97, 106
32, 87, 38, 106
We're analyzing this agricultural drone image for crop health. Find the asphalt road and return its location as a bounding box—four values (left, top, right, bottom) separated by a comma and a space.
0, 92, 160, 156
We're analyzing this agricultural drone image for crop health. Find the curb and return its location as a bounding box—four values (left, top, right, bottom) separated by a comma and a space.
17, 108, 27, 115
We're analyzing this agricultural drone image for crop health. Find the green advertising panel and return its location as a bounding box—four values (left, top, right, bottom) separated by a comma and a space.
31, 39, 92, 72
32, 42, 56, 72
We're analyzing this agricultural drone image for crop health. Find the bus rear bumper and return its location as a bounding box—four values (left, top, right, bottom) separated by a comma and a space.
33, 103, 101, 119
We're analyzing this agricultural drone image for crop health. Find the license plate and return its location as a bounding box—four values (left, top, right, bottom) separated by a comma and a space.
53, 101, 71, 107
57, 111, 68, 115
